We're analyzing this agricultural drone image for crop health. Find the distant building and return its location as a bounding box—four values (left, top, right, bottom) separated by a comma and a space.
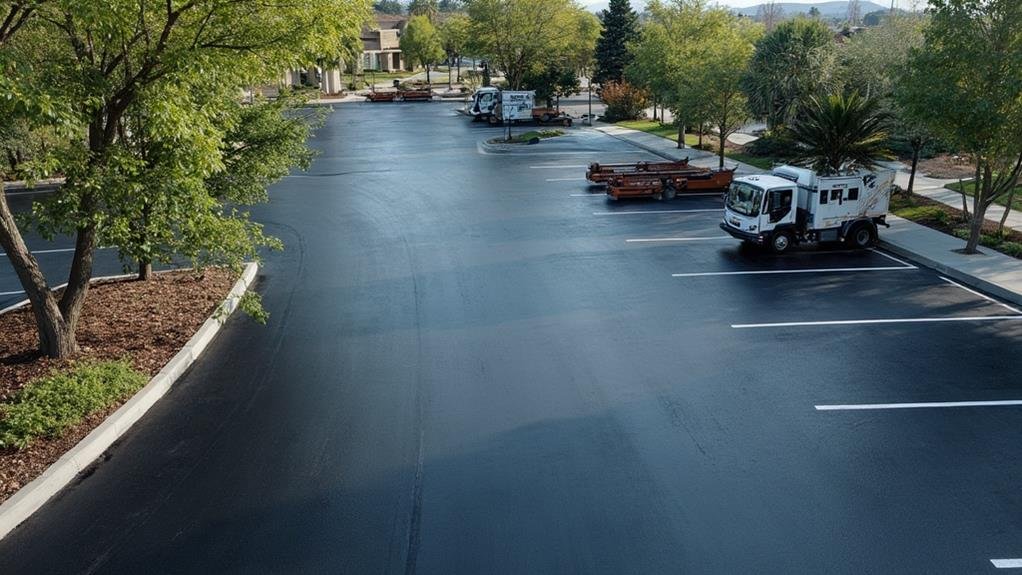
356, 14, 408, 72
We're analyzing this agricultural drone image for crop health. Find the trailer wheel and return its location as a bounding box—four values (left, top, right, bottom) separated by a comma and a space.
487, 115, 498, 125
770, 231, 793, 254
563, 118, 572, 127
847, 223, 877, 249
540, 113, 551, 122
662, 184, 677, 201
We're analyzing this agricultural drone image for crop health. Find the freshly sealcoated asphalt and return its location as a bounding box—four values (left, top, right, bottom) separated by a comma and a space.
2, 104, 1022, 574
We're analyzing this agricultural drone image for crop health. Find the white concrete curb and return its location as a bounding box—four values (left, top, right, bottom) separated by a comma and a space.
0, 262, 259, 541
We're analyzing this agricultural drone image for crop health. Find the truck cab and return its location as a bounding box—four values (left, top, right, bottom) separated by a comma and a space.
468, 87, 500, 119
722, 175, 798, 251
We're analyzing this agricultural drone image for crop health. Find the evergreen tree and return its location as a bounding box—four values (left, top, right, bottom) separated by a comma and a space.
593, 0, 638, 85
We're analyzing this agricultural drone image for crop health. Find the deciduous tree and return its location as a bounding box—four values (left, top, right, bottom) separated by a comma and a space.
400, 15, 445, 84
901, 0, 1022, 254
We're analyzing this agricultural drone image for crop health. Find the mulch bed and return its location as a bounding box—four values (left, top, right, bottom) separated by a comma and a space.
917, 154, 977, 180
0, 268, 237, 503
891, 192, 1022, 258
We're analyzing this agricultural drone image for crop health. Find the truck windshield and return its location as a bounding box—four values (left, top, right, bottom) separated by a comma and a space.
727, 182, 764, 217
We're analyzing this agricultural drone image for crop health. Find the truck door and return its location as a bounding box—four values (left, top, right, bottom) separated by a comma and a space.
761, 188, 794, 232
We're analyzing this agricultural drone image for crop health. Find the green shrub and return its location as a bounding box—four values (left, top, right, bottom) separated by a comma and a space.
999, 241, 1022, 257
0, 360, 148, 450
745, 130, 797, 158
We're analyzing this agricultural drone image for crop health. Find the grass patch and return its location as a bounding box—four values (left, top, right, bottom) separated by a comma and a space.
614, 120, 698, 145
946, 180, 1022, 212
723, 152, 779, 170
492, 130, 564, 144
0, 360, 148, 450
888, 191, 1022, 259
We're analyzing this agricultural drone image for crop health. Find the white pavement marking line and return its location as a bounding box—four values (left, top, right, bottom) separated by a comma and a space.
673, 265, 914, 278
530, 165, 587, 169
4, 189, 54, 196
0, 290, 24, 296
869, 248, 916, 268
0, 246, 112, 258
939, 276, 1022, 314
546, 177, 587, 182
817, 400, 1022, 411
992, 559, 1022, 569
570, 193, 602, 197
593, 209, 720, 216
627, 236, 731, 243
732, 316, 1022, 329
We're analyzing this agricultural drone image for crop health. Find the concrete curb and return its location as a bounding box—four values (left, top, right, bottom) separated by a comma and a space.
878, 239, 1022, 309
0, 262, 259, 541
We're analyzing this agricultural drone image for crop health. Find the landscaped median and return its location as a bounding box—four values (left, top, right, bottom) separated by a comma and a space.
0, 263, 258, 539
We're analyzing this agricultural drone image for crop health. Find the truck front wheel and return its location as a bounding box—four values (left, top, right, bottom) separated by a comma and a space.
770, 231, 793, 254
847, 223, 877, 249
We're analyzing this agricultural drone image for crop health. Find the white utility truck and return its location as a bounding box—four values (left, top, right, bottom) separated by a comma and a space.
466, 87, 571, 125
720, 165, 895, 253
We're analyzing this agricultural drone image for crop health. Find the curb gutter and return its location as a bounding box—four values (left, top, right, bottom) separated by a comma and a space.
0, 262, 259, 541
878, 239, 1022, 309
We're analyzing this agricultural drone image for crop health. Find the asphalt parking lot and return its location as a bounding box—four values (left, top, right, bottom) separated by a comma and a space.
3, 103, 1022, 574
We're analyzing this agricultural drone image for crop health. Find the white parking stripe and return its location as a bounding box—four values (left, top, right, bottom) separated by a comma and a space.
530, 165, 587, 169
546, 177, 587, 182
869, 248, 915, 267
0, 290, 24, 296
627, 236, 731, 243
992, 559, 1022, 569
939, 276, 1022, 314
594, 209, 719, 216
570, 193, 602, 197
673, 265, 913, 278
0, 247, 112, 257
816, 400, 1022, 411
732, 316, 1022, 329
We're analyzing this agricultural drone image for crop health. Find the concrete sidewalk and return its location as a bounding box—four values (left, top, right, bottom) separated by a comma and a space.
601, 123, 1022, 308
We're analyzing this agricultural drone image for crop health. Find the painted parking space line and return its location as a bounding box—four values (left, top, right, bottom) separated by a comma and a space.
992, 559, 1022, 569
869, 248, 915, 267
939, 276, 1022, 314
626, 236, 731, 243
673, 265, 914, 278
732, 316, 1022, 329
0, 246, 112, 258
0, 290, 24, 296
816, 400, 1022, 411
530, 165, 588, 169
547, 177, 587, 182
594, 209, 720, 216
570, 193, 603, 197
4, 189, 55, 197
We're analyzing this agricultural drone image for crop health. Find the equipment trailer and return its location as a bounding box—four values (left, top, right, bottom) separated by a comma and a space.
720, 165, 895, 253
603, 167, 735, 201
586, 159, 691, 185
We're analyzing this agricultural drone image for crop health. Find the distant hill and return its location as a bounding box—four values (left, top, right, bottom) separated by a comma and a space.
735, 1, 888, 19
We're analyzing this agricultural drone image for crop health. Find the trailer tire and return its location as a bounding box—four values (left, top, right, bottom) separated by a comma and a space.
662, 184, 677, 201
487, 115, 498, 125
847, 223, 877, 249
770, 231, 793, 254
540, 113, 551, 122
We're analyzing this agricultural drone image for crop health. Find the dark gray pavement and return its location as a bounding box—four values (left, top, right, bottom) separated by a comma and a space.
2, 104, 1022, 573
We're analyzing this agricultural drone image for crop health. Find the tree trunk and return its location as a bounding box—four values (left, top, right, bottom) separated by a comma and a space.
456, 56, 461, 82
653, 97, 658, 122
139, 260, 153, 281
677, 119, 685, 149
963, 164, 991, 254
0, 184, 76, 357
448, 60, 452, 89
907, 144, 920, 195
718, 133, 726, 170
998, 186, 1015, 236
698, 128, 703, 148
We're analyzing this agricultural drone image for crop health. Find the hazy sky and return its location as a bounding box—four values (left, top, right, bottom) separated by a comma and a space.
712, 0, 914, 8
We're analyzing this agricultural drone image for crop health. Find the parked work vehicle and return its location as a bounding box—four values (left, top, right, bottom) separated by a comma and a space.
586, 159, 691, 185
603, 166, 735, 201
467, 87, 573, 126
365, 89, 433, 102
719, 165, 895, 253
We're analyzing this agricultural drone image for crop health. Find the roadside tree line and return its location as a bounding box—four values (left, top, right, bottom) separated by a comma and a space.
0, 0, 372, 358
620, 0, 1022, 255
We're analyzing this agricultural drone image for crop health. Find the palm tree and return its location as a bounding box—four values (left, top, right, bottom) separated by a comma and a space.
788, 92, 890, 175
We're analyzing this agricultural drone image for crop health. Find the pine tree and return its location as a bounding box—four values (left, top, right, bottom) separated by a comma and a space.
593, 0, 638, 85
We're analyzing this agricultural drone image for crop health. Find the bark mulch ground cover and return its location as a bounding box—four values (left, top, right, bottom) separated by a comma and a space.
0, 268, 237, 503
890, 192, 1022, 259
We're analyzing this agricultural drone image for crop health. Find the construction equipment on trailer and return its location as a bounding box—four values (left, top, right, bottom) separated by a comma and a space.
586, 159, 691, 185
605, 166, 735, 201
719, 165, 896, 253
365, 92, 397, 102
